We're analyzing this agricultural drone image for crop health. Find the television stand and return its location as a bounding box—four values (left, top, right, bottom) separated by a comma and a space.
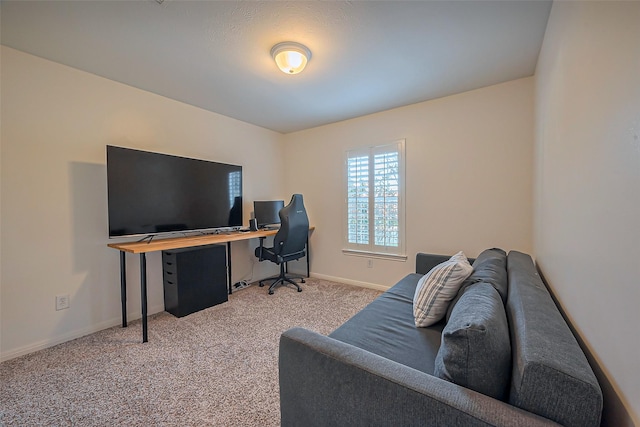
136, 234, 156, 243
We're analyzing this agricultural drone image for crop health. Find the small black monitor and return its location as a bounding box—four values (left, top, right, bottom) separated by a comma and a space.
254, 200, 285, 228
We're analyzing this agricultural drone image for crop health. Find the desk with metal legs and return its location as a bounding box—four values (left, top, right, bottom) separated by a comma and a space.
108, 228, 312, 342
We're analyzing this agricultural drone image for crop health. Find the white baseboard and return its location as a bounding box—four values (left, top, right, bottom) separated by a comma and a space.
0, 303, 165, 362
309, 272, 391, 292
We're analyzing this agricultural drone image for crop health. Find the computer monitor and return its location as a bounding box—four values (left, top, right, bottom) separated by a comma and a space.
253, 200, 285, 229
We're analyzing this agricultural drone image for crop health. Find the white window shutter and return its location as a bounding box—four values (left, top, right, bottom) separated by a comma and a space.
344, 140, 405, 257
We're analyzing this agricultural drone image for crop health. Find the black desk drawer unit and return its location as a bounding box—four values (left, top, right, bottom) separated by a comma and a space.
162, 244, 228, 317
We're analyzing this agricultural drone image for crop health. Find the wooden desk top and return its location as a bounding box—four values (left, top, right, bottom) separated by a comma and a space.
107, 227, 314, 254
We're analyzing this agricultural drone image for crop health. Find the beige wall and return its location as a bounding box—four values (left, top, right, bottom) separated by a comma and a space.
534, 2, 640, 425
0, 46, 535, 358
0, 46, 285, 360
283, 77, 534, 289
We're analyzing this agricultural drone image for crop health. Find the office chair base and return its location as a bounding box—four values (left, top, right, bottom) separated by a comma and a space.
259, 275, 304, 295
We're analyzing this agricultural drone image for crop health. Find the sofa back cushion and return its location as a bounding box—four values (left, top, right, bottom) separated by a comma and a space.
446, 248, 508, 322
506, 251, 602, 427
434, 282, 511, 400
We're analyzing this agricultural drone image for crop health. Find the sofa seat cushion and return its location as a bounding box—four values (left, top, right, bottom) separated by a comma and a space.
434, 282, 511, 401
330, 273, 443, 375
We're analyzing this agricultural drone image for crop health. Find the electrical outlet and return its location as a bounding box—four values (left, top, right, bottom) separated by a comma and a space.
55, 294, 70, 311
367, 259, 373, 268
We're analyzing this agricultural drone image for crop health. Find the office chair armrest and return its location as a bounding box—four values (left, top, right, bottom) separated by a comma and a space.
256, 236, 266, 261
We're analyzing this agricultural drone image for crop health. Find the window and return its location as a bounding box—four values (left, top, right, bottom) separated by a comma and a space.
228, 170, 242, 207
344, 139, 406, 259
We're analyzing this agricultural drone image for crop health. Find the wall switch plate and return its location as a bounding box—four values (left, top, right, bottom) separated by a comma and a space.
367, 259, 373, 268
56, 294, 70, 311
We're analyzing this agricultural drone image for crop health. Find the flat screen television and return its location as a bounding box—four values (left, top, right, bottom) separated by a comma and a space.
253, 200, 285, 229
107, 145, 242, 238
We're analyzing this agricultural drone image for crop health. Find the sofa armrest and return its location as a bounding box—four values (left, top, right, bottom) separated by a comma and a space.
279, 328, 559, 427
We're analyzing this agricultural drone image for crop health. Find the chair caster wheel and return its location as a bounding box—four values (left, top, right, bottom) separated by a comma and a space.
297, 288, 302, 292
268, 290, 274, 295
259, 283, 264, 287
301, 279, 306, 283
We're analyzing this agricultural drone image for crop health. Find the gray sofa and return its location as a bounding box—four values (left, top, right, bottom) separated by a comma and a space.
279, 249, 603, 426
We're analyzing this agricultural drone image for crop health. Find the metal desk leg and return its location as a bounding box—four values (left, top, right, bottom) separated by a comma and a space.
227, 241, 232, 295
120, 251, 127, 327
140, 253, 148, 343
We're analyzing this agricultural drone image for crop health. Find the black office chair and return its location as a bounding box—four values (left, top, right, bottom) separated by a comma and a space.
255, 194, 309, 295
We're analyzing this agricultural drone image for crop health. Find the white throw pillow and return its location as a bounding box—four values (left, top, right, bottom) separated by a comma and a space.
413, 251, 473, 327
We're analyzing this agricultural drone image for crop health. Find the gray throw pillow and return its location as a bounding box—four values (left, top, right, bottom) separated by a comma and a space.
434, 282, 511, 401
445, 248, 507, 322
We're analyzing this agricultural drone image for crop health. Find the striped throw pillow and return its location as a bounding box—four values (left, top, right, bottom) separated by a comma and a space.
413, 251, 473, 327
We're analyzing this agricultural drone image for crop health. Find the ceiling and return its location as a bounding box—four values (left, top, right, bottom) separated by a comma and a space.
0, 0, 552, 134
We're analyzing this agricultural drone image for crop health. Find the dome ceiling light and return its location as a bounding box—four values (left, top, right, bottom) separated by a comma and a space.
271, 42, 311, 75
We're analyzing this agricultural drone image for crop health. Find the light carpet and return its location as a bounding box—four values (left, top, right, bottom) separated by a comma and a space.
0, 278, 381, 426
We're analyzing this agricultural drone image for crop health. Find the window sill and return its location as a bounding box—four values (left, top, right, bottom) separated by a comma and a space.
342, 249, 407, 262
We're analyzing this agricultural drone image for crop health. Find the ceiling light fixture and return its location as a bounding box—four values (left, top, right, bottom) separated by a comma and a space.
271, 42, 311, 75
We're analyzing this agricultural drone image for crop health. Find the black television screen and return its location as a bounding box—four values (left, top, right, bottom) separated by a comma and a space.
107, 146, 242, 237
254, 200, 285, 228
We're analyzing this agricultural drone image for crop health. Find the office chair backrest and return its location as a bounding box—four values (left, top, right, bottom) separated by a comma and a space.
273, 194, 309, 256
